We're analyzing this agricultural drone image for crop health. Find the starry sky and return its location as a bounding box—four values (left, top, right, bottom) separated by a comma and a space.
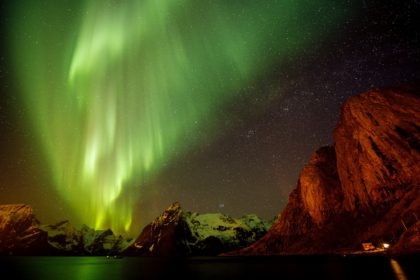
0, 0, 419, 235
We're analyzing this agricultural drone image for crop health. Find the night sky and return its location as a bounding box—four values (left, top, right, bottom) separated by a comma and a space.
0, 0, 419, 235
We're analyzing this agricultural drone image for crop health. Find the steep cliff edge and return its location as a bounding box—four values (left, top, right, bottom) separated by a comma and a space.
232, 86, 420, 255
334, 87, 419, 214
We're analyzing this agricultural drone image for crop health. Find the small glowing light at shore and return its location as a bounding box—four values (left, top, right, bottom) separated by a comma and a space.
383, 243, 390, 249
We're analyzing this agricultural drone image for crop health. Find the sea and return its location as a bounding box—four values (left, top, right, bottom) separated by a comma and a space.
0, 255, 418, 280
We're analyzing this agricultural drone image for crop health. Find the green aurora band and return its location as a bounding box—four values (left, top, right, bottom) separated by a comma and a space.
11, 0, 345, 232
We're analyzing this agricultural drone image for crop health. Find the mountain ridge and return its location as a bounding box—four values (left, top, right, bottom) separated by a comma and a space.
0, 202, 272, 256
227, 85, 420, 255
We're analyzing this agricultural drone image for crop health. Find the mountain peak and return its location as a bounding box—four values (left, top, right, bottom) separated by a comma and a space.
124, 203, 273, 256
229, 85, 420, 255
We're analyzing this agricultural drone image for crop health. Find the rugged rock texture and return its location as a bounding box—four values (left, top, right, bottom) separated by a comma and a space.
278, 146, 342, 235
230, 146, 349, 254
125, 202, 184, 256
0, 204, 47, 254
334, 86, 420, 213
232, 86, 420, 255
390, 221, 420, 255
0, 204, 35, 234
125, 202, 272, 256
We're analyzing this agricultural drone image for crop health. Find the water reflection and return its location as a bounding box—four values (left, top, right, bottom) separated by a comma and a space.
16, 257, 124, 280
390, 259, 408, 280
1, 255, 417, 280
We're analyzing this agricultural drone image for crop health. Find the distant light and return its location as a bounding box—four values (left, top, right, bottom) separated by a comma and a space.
383, 243, 390, 249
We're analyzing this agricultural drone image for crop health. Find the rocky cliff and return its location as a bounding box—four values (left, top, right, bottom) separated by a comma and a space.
124, 202, 273, 256
232, 86, 420, 255
0, 204, 47, 254
334, 87, 419, 214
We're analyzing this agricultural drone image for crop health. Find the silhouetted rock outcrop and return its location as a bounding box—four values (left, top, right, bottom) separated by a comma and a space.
124, 202, 273, 256
125, 202, 184, 256
230, 86, 420, 255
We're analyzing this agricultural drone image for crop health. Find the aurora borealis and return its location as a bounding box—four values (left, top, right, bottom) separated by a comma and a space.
6, 0, 345, 232
1, 1, 419, 235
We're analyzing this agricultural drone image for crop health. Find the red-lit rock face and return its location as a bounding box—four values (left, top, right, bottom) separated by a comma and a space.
231, 146, 345, 254
229, 86, 420, 255
0, 204, 35, 236
267, 146, 342, 245
298, 146, 342, 227
391, 221, 420, 254
0, 204, 47, 254
334, 87, 420, 213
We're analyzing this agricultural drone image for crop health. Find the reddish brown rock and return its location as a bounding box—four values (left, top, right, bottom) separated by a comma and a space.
298, 146, 343, 227
234, 146, 345, 254
359, 186, 420, 246
390, 221, 420, 255
0, 204, 35, 233
231, 86, 420, 255
334, 86, 420, 214
0, 204, 47, 254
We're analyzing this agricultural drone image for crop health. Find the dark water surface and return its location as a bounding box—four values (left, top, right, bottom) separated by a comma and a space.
0, 255, 418, 280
